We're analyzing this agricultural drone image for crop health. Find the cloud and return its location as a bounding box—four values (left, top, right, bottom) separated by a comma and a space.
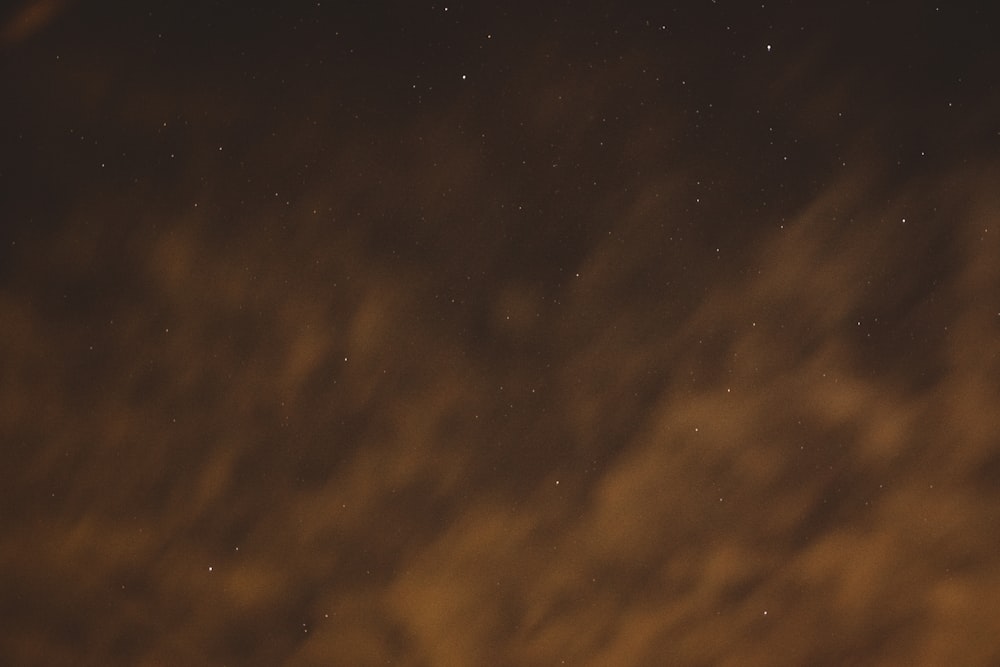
2, 14, 999, 665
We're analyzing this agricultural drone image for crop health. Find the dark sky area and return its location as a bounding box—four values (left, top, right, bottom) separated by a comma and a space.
2, 1, 999, 664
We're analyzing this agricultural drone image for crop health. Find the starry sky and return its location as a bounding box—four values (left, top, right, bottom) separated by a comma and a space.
2, 1, 999, 665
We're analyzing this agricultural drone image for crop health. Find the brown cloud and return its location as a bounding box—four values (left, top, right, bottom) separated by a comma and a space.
1, 0, 68, 47
2, 10, 1000, 665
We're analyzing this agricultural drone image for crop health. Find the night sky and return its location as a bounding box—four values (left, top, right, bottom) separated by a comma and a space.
2, 1, 1000, 664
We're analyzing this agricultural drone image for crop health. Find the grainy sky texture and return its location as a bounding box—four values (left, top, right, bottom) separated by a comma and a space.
2, 1, 999, 665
